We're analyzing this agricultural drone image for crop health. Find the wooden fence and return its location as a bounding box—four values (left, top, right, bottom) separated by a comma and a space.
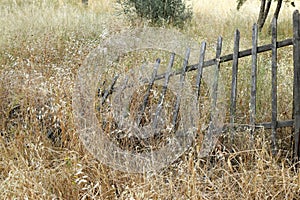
97, 10, 300, 160
200, 10, 300, 159
151, 10, 300, 159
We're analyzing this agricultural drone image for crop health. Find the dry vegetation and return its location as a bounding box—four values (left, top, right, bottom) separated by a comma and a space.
1, 0, 300, 199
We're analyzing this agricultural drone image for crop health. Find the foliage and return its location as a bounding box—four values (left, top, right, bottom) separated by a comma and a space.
118, 0, 193, 28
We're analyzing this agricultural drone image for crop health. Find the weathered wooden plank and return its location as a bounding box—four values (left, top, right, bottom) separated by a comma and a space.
257, 120, 294, 129
200, 39, 293, 69
101, 75, 119, 105
293, 10, 300, 160
222, 119, 294, 131
196, 42, 206, 101
250, 23, 258, 136
172, 48, 190, 127
137, 58, 160, 126
211, 36, 222, 109
153, 53, 175, 130
271, 17, 278, 154
202, 37, 222, 155
206, 36, 222, 144
230, 29, 240, 142
155, 38, 293, 81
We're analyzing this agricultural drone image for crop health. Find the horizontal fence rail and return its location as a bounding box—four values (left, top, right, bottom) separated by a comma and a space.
154, 39, 293, 81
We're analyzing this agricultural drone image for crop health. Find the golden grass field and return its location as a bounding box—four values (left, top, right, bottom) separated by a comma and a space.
1, 0, 300, 199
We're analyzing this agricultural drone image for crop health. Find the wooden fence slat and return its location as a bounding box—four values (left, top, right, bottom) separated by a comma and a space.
153, 53, 175, 130
211, 36, 223, 109
196, 42, 206, 102
207, 36, 222, 136
101, 75, 119, 105
271, 17, 278, 154
293, 10, 300, 160
250, 23, 258, 136
172, 48, 190, 127
230, 29, 240, 142
204, 36, 222, 153
137, 58, 160, 126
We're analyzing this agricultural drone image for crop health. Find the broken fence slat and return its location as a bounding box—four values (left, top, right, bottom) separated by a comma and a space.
207, 36, 222, 136
137, 58, 160, 126
153, 53, 175, 130
101, 75, 119, 105
195, 42, 206, 102
172, 48, 190, 128
211, 36, 222, 109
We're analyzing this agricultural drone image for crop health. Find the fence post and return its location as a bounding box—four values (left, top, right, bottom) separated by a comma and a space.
196, 42, 206, 102
230, 29, 240, 143
172, 49, 190, 127
211, 36, 222, 110
271, 17, 278, 155
137, 59, 160, 126
153, 53, 175, 131
250, 24, 258, 138
205, 37, 222, 153
293, 10, 300, 160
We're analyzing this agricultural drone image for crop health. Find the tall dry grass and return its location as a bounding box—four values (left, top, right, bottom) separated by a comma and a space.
1, 0, 300, 199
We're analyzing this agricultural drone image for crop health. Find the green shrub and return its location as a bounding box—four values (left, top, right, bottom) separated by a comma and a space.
118, 0, 193, 28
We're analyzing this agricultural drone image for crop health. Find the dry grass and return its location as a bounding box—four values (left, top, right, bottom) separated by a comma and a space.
1, 0, 300, 199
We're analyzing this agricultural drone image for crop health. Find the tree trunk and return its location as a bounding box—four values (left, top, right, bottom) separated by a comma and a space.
267, 0, 283, 34
257, 0, 272, 32
82, 0, 88, 5
273, 0, 283, 20
257, 0, 266, 28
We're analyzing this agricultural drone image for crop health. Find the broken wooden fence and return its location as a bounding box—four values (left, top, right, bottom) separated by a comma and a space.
101, 10, 300, 159
154, 10, 300, 159
202, 10, 300, 159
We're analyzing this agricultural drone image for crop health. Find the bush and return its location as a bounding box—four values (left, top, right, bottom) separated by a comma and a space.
118, 0, 193, 28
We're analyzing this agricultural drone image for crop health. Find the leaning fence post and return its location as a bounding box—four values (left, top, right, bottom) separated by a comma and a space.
153, 53, 175, 131
271, 17, 278, 155
206, 36, 222, 146
196, 42, 206, 102
250, 23, 258, 138
137, 59, 160, 126
211, 36, 222, 111
172, 48, 190, 128
200, 37, 222, 157
293, 10, 300, 160
230, 29, 240, 143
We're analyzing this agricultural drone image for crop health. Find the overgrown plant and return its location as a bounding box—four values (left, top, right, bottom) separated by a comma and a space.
118, 0, 193, 28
